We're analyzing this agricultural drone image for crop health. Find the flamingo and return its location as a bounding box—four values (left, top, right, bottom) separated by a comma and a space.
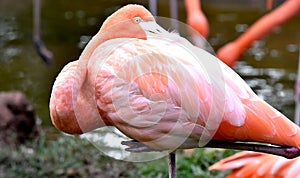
149, 0, 209, 38
209, 151, 300, 178
50, 4, 300, 178
184, 0, 209, 38
207, 52, 300, 178
217, 0, 300, 67
33, 0, 53, 64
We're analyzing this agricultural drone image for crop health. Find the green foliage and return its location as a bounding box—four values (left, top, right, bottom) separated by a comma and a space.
177, 149, 236, 178
0, 131, 134, 178
130, 149, 237, 178
0, 129, 238, 178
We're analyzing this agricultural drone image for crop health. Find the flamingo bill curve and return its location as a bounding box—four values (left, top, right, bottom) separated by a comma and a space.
49, 4, 300, 152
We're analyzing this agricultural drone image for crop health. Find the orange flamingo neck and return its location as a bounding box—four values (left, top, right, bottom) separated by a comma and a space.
184, 0, 201, 15
233, 0, 300, 56
217, 0, 300, 67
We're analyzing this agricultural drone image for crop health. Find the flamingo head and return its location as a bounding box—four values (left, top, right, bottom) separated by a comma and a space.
99, 4, 155, 40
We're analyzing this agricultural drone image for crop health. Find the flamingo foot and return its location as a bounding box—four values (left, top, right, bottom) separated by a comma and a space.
121, 140, 161, 152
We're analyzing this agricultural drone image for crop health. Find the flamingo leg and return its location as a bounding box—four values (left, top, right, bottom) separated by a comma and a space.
169, 0, 178, 30
168, 152, 176, 178
168, 3, 178, 176
169, 0, 178, 20
122, 140, 300, 159
168, 2, 178, 175
33, 0, 53, 64
266, 0, 273, 10
204, 141, 300, 159
148, 0, 157, 16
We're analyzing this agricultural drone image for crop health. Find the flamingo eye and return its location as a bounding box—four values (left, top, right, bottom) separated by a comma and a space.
133, 16, 142, 24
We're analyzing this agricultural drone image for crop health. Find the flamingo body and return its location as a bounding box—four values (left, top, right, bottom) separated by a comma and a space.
209, 151, 300, 178
50, 4, 300, 151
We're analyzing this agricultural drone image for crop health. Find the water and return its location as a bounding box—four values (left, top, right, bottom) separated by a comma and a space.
0, 0, 299, 127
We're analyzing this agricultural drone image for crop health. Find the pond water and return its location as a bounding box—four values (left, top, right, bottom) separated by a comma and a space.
0, 0, 299, 127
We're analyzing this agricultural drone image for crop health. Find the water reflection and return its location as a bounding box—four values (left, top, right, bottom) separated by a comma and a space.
235, 61, 297, 117
0, 17, 22, 64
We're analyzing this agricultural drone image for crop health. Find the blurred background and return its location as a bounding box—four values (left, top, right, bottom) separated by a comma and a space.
0, 0, 299, 177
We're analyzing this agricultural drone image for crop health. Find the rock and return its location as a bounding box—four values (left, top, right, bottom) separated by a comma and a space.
0, 91, 38, 144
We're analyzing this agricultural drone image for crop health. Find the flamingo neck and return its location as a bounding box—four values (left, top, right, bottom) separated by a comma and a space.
233, 0, 300, 55
72, 18, 147, 132
185, 0, 201, 15
69, 32, 110, 133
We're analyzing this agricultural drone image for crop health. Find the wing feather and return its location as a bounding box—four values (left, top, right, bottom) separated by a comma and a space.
210, 151, 300, 178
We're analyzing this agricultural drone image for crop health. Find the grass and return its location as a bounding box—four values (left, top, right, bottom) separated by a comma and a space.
0, 128, 237, 178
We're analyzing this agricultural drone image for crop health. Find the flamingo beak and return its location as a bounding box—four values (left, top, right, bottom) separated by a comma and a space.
138, 20, 169, 38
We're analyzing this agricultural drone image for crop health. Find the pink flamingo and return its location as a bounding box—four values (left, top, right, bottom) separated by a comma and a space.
209, 51, 300, 178
216, 0, 300, 67
49, 3, 300, 149
148, 0, 209, 38
184, 0, 209, 38
50, 4, 300, 177
209, 151, 300, 178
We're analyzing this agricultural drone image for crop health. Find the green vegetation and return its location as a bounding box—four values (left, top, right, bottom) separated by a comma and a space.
0, 129, 237, 178
132, 148, 236, 178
